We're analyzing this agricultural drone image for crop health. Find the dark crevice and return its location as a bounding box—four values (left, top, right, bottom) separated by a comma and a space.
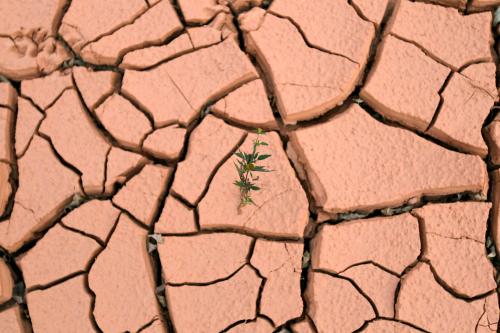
392, 260, 422, 321
322, 190, 487, 226
337, 261, 402, 278
59, 221, 105, 247
26, 271, 86, 293
0, 247, 34, 331
388, 33, 456, 70
83, 212, 121, 333
36, 133, 85, 187
79, 3, 154, 51
426, 71, 455, 131
425, 259, 497, 301
131, 36, 228, 72
117, 92, 155, 129
359, 100, 488, 157
310, 270, 380, 323
9, 196, 82, 259
171, 0, 188, 27
0, 95, 19, 221
158, 227, 305, 243
347, 0, 373, 24
352, 317, 429, 333
266, 12, 359, 65
219, 315, 273, 333
166, 264, 247, 287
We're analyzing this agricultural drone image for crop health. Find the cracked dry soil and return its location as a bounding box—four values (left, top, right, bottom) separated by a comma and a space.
0, 0, 500, 332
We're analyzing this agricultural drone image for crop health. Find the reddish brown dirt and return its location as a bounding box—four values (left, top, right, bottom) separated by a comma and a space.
0, 0, 499, 332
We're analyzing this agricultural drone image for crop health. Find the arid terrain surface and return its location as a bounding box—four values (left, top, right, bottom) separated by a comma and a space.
0, 0, 500, 332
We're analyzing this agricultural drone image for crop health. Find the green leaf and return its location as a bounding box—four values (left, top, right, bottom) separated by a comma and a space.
235, 151, 244, 159
259, 141, 269, 146
257, 154, 271, 161
250, 185, 260, 191
253, 166, 270, 172
234, 180, 246, 187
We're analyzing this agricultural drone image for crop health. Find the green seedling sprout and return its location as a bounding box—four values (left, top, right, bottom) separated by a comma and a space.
234, 128, 272, 208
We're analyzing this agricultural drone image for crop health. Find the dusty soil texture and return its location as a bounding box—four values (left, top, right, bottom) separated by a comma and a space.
1, 0, 500, 332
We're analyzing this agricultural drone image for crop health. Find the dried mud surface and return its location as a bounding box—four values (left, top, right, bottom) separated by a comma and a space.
0, 0, 500, 332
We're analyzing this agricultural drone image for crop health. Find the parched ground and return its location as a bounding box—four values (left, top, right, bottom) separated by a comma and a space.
0, 0, 500, 332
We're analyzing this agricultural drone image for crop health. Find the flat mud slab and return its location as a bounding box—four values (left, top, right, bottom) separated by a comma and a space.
0, 0, 499, 332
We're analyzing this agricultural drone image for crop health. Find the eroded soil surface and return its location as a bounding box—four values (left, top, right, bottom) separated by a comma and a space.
0, 0, 500, 332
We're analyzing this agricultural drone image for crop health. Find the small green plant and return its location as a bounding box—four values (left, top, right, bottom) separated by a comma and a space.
234, 128, 272, 207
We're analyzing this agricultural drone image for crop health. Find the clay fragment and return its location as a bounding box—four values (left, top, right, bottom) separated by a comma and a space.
0, 1, 66, 37
387, 0, 492, 70
0, 136, 80, 252
20, 70, 72, 110
0, 107, 13, 163
15, 98, 44, 157
142, 126, 186, 161
242, 10, 361, 124
39, 89, 110, 194
158, 233, 252, 284
412, 202, 496, 298
212, 79, 277, 129
80, 0, 182, 65
154, 195, 197, 234
0, 306, 26, 333
250, 240, 303, 326
199, 132, 309, 238
113, 164, 171, 226
96, 94, 152, 149
312, 214, 420, 274
289, 104, 488, 214
172, 115, 245, 205
0, 257, 13, 303
27, 275, 95, 333
396, 263, 499, 332
0, 81, 17, 110
360, 35, 450, 132
72, 67, 119, 111
17, 224, 101, 289
306, 272, 375, 333
166, 265, 261, 333
62, 200, 120, 243
89, 214, 163, 333
0, 36, 69, 81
